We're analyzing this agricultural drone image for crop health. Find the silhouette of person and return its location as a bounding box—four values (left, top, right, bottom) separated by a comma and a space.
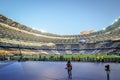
66, 60, 72, 79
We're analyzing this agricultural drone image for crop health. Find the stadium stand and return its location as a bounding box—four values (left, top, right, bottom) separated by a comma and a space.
0, 14, 120, 58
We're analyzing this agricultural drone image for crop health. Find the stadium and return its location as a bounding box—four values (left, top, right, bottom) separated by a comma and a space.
0, 14, 120, 62
0, 15, 120, 80
1, 0, 120, 80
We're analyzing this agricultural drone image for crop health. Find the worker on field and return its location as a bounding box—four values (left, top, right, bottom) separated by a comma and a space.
65, 60, 72, 79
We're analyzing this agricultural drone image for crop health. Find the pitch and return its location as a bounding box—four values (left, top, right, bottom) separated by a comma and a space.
0, 61, 120, 80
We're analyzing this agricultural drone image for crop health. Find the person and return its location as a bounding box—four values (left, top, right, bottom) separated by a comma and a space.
77, 57, 80, 61
66, 60, 72, 79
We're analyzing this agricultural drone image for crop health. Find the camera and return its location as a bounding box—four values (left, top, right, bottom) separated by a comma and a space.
105, 64, 110, 71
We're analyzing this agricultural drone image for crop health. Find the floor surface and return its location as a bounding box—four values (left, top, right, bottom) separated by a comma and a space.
0, 61, 120, 80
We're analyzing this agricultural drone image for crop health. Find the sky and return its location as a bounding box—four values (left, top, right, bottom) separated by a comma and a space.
0, 0, 120, 35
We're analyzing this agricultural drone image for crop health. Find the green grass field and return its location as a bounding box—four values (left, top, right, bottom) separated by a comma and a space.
21, 53, 120, 60
9, 53, 120, 61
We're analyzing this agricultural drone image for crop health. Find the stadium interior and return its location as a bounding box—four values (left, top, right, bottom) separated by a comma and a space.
0, 14, 120, 61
